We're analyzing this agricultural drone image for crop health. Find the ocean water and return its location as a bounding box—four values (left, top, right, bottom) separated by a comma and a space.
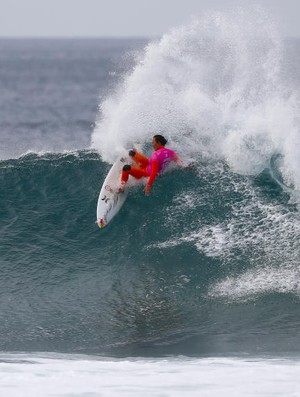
2, 7, 300, 396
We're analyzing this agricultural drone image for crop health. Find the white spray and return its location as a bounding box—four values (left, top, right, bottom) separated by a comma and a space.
92, 7, 300, 189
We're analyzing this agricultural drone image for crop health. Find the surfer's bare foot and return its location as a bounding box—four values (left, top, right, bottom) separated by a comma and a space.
118, 181, 126, 193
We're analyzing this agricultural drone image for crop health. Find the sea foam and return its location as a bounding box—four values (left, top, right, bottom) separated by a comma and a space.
92, 7, 300, 191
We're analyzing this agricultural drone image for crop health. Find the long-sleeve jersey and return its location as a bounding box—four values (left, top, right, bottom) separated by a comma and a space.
146, 147, 178, 186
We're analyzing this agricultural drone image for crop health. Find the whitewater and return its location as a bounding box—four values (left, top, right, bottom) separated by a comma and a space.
2, 6, 300, 396
92, 7, 300, 188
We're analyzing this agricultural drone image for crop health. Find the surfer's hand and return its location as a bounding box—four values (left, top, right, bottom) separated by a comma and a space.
145, 184, 151, 196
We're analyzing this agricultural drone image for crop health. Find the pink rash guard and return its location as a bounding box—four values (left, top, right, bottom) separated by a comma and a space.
146, 147, 177, 185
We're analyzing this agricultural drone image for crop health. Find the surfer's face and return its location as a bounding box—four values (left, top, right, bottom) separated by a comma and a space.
152, 137, 161, 150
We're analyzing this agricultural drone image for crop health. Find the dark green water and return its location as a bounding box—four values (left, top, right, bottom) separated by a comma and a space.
1, 151, 300, 357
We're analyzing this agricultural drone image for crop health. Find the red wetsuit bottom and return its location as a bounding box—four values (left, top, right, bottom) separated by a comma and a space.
121, 152, 150, 182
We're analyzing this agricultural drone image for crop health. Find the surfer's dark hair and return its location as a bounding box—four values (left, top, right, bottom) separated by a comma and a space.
153, 135, 167, 146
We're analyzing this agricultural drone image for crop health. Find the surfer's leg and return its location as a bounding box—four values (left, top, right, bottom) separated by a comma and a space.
129, 150, 149, 169
121, 165, 148, 182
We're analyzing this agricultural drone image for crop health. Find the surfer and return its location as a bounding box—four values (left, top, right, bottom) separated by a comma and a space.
119, 135, 180, 196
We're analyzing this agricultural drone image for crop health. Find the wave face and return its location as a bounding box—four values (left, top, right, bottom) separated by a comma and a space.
1, 150, 300, 356
2, 10, 300, 357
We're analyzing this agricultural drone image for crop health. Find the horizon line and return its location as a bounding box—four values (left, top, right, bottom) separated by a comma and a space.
0, 35, 157, 40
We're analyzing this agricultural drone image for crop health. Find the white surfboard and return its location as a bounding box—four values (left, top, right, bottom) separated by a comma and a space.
96, 156, 131, 228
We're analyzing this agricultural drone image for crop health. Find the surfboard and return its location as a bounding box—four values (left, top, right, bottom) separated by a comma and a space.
96, 156, 131, 228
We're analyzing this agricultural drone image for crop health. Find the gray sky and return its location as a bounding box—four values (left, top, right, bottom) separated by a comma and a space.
0, 0, 299, 38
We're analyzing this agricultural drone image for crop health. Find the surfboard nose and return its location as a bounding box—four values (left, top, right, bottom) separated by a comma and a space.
98, 219, 106, 228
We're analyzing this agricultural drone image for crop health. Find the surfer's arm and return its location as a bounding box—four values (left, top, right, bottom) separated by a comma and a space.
174, 153, 182, 165
145, 161, 159, 195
